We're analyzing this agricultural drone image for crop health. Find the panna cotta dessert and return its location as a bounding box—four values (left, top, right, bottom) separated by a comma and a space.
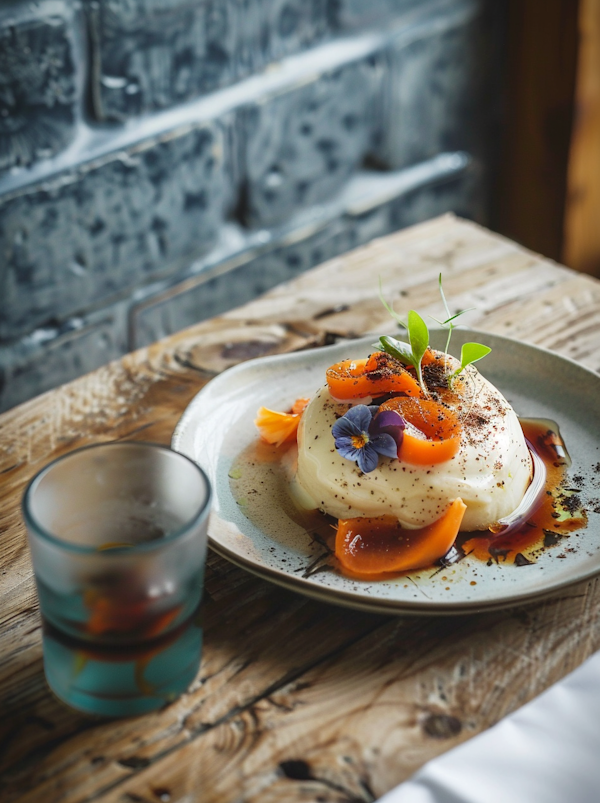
295, 351, 532, 532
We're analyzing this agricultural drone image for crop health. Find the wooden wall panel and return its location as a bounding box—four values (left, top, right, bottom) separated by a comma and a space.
563, 0, 600, 277
493, 0, 580, 261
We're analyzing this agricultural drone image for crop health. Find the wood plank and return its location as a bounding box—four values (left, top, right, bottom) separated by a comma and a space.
1, 215, 600, 802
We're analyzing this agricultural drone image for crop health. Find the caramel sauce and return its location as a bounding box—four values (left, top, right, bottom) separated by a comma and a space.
456, 419, 587, 566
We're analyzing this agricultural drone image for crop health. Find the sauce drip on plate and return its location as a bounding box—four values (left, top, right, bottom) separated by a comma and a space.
456, 419, 586, 566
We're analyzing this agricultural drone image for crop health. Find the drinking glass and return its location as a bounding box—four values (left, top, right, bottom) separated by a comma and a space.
22, 442, 211, 717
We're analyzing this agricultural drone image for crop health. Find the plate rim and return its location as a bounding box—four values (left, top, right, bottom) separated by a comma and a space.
172, 328, 600, 615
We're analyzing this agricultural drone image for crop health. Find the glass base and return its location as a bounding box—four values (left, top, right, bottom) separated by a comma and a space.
43, 621, 203, 717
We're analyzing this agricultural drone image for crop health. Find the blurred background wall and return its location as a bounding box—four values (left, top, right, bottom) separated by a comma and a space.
0, 0, 597, 412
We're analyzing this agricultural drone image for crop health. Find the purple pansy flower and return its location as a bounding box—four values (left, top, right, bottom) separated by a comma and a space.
332, 405, 405, 473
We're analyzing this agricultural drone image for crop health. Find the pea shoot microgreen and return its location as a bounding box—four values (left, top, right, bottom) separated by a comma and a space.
432, 273, 472, 355
452, 342, 492, 377
375, 275, 492, 391
377, 276, 406, 328
373, 280, 430, 394
431, 273, 492, 377
406, 309, 429, 391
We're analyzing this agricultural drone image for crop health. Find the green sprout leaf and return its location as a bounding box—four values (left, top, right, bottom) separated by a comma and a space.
407, 310, 429, 391
407, 310, 429, 362
453, 342, 492, 377
373, 335, 413, 365
373, 318, 430, 395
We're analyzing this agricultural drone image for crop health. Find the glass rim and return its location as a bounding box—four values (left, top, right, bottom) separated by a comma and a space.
22, 441, 212, 555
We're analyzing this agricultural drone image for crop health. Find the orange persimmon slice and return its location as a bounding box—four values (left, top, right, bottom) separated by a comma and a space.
326, 351, 422, 400
335, 498, 467, 578
255, 398, 310, 446
421, 348, 438, 366
291, 397, 310, 415
379, 396, 461, 465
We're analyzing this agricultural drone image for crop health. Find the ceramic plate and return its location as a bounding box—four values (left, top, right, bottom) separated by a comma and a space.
172, 330, 600, 615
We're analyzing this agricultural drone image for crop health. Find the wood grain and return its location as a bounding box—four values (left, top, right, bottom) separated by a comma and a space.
1, 214, 600, 803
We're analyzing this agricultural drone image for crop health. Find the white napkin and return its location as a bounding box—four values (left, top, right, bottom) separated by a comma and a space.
378, 650, 600, 803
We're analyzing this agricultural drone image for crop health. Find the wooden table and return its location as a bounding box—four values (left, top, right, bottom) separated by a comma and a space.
2, 214, 600, 803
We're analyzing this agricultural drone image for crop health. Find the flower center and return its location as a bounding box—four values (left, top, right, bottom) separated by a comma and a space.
351, 432, 369, 449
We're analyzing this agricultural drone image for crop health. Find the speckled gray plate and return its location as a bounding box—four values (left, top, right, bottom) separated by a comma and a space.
172, 330, 600, 615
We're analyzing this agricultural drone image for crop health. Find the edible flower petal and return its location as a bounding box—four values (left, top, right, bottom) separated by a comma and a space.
369, 433, 398, 460
371, 409, 406, 451
332, 405, 402, 473
332, 404, 373, 438
255, 398, 309, 447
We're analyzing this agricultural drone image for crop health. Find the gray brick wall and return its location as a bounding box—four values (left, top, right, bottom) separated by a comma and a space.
332, 1, 423, 30
377, 1, 488, 169
131, 155, 475, 349
0, 1, 78, 170
90, 0, 335, 121
0, 0, 502, 411
240, 55, 381, 228
0, 122, 226, 338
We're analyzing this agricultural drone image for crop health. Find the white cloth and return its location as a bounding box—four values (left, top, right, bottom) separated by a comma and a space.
379, 650, 600, 803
